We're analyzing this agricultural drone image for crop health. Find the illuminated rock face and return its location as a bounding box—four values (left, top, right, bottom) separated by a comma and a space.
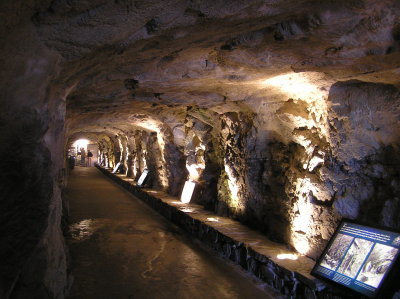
1, 0, 400, 297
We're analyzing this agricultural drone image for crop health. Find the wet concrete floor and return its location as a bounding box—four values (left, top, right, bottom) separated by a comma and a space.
66, 167, 277, 299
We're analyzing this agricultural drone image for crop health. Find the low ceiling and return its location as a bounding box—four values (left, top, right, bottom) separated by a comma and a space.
29, 0, 400, 138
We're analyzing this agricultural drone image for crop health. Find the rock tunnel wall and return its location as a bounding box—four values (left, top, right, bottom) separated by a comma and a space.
2, 0, 400, 297
92, 80, 400, 261
327, 82, 400, 227
0, 2, 69, 297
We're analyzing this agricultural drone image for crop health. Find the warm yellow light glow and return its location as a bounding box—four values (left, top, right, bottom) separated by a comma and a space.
172, 201, 185, 205
180, 181, 196, 204
290, 177, 316, 255
73, 139, 89, 151
156, 133, 169, 189
292, 237, 310, 255
292, 205, 312, 234
224, 161, 240, 207
147, 190, 158, 194
262, 73, 323, 101
133, 160, 138, 178
186, 162, 205, 181
130, 115, 168, 189
186, 143, 206, 181
136, 119, 162, 133
292, 178, 314, 232
307, 155, 324, 171
277, 253, 298, 260
206, 217, 219, 222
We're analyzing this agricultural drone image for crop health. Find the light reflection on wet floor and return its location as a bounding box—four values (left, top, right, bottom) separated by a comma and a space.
65, 167, 278, 299
70, 219, 98, 241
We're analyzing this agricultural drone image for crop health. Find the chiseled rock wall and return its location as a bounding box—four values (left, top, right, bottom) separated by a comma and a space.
2, 0, 399, 296
0, 1, 69, 297
327, 81, 400, 228
196, 81, 400, 260
97, 127, 186, 196
96, 81, 400, 262
54, 0, 400, 264
146, 81, 399, 262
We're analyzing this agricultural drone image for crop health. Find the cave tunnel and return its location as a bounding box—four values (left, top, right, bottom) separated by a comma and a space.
1, 0, 400, 298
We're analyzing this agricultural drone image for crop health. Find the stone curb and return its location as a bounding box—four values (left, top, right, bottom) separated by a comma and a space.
95, 165, 351, 299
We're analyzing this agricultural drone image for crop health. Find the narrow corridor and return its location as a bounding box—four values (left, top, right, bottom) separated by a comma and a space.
65, 167, 275, 299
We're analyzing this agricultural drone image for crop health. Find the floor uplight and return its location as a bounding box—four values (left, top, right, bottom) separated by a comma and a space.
206, 217, 219, 222
277, 253, 298, 260
180, 207, 194, 213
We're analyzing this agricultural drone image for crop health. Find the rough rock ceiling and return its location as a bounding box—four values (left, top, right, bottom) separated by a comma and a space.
30, 0, 400, 136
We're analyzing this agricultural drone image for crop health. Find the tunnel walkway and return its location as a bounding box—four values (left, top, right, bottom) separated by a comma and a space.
65, 166, 276, 299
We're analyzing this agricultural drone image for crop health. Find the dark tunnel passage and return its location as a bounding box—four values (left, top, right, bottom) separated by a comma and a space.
1, 0, 400, 298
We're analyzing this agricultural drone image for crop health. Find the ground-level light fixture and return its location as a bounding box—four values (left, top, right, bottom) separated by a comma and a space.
206, 217, 219, 222
277, 253, 298, 260
180, 207, 194, 213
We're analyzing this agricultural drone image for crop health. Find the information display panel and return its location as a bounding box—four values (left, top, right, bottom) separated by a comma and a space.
137, 169, 149, 187
311, 219, 400, 298
180, 181, 196, 203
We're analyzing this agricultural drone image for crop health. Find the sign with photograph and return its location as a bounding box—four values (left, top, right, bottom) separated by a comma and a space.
311, 219, 400, 298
